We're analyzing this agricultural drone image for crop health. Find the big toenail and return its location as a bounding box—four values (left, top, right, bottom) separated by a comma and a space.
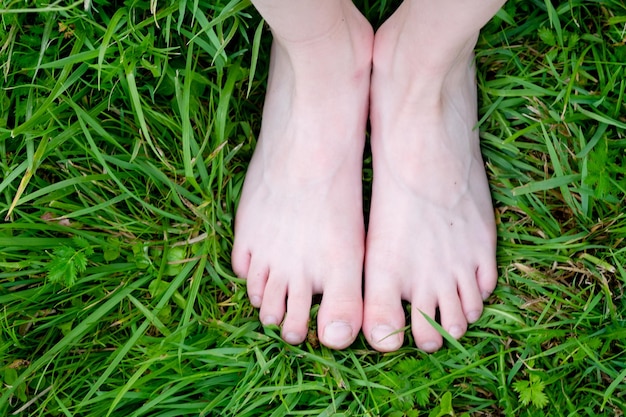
371, 325, 400, 350
283, 332, 303, 345
323, 321, 353, 347
448, 325, 464, 339
422, 342, 440, 352
250, 296, 262, 307
467, 310, 481, 323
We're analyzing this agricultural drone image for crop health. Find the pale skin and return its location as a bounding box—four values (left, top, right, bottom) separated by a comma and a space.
231, 0, 506, 352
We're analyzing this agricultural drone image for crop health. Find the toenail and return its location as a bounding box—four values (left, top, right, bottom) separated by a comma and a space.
371, 325, 401, 350
421, 342, 440, 353
467, 310, 481, 323
448, 325, 464, 339
283, 332, 303, 345
323, 321, 353, 347
482, 291, 491, 300
250, 295, 261, 307
262, 315, 278, 326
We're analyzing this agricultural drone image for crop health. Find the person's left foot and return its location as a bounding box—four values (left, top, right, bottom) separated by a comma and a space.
363, 7, 498, 353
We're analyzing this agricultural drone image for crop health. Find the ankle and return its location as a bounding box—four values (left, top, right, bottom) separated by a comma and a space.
373, 31, 477, 113
373, 2, 480, 80
270, 0, 373, 55
271, 10, 373, 97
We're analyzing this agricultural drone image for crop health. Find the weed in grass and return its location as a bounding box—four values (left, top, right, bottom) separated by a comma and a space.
45, 236, 94, 287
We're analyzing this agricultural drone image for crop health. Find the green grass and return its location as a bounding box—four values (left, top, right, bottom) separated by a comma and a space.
1, 0, 626, 415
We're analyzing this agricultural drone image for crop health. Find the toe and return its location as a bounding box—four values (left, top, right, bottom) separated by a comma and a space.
231, 242, 250, 278
317, 278, 363, 350
477, 254, 498, 300
281, 281, 313, 345
258, 273, 287, 327
437, 286, 468, 340
457, 270, 485, 323
363, 282, 405, 352
246, 257, 269, 308
411, 295, 443, 353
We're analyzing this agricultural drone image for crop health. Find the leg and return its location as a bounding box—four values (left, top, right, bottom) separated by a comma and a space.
363, 0, 505, 352
231, 0, 373, 349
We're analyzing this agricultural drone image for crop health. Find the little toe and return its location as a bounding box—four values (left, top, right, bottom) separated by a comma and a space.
317, 280, 362, 349
230, 242, 250, 279
246, 258, 269, 308
281, 282, 313, 345
477, 256, 498, 300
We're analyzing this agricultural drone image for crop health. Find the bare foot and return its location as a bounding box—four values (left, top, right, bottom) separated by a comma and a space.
363, 5, 498, 353
231, 1, 373, 349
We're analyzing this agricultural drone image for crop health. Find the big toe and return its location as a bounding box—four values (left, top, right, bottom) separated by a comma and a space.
317, 280, 363, 350
363, 286, 405, 352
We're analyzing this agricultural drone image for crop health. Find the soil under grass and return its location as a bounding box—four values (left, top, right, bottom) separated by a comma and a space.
1, 0, 626, 415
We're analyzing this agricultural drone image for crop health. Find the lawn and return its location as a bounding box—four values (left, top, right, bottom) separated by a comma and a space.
1, 0, 626, 415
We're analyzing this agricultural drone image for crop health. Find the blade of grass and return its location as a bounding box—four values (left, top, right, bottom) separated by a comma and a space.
0, 275, 151, 410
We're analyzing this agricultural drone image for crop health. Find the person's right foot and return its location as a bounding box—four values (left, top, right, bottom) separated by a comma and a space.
231, 0, 374, 350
